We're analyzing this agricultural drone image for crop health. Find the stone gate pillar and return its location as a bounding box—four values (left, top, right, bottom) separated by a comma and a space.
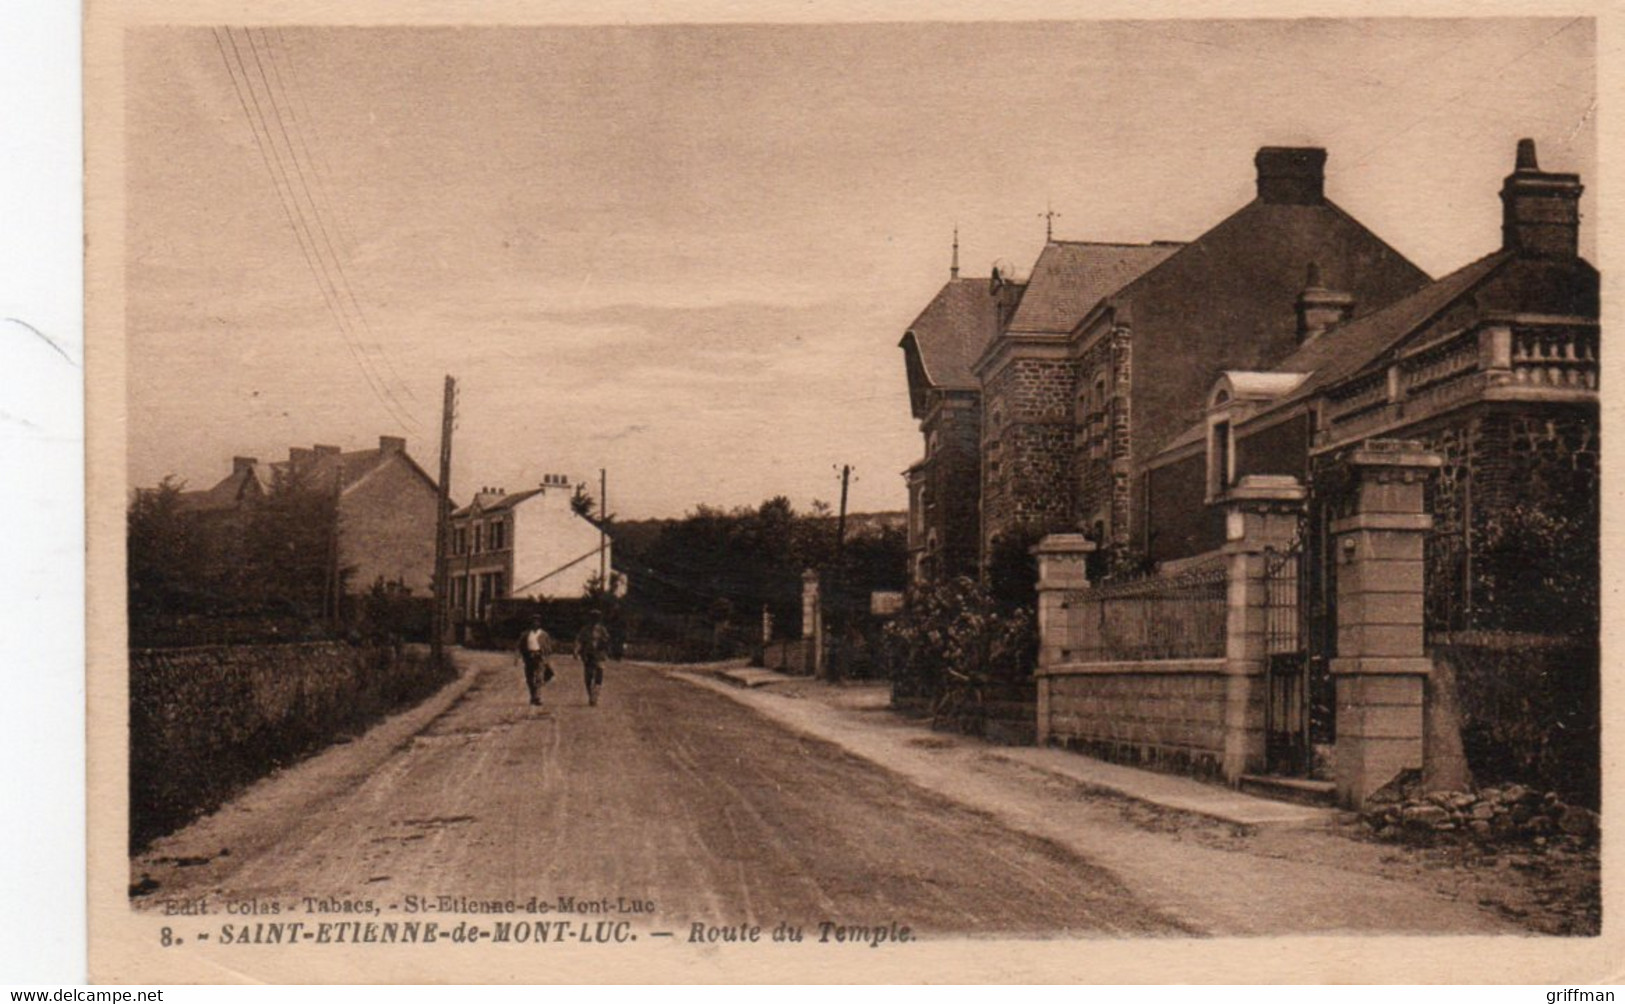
1221, 475, 1307, 782
1330, 441, 1441, 808
1031, 534, 1095, 745
801, 568, 823, 678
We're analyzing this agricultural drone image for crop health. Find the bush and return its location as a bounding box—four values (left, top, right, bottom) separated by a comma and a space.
1438, 635, 1599, 808
885, 576, 1035, 734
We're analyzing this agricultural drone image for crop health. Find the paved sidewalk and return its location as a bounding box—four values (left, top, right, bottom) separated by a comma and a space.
665, 667, 1512, 935
715, 665, 801, 688
708, 665, 1331, 828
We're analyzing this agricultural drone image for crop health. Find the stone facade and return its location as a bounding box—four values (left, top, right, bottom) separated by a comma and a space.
339, 454, 440, 595
911, 392, 982, 582
1072, 327, 1135, 550
980, 353, 1079, 551
1399, 404, 1599, 635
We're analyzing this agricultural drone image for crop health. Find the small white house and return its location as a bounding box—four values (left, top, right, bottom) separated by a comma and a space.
445, 473, 612, 619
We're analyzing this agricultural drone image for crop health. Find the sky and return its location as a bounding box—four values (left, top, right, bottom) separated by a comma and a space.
124, 18, 1596, 520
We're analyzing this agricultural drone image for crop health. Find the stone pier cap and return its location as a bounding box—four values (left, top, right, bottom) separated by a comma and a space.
1221, 474, 1307, 505
1347, 439, 1445, 472
1030, 533, 1097, 557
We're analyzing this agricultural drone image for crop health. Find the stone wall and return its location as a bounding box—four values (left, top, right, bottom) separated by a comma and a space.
1040, 661, 1228, 778
1073, 329, 1135, 550
340, 457, 439, 594
129, 641, 455, 849
1394, 403, 1598, 634
921, 393, 982, 580
982, 355, 1079, 550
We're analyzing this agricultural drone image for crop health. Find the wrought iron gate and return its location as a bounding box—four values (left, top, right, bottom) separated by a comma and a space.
1262, 503, 1339, 778
1263, 543, 1309, 775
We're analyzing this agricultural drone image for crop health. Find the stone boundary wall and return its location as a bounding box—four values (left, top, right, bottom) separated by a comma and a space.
129, 641, 454, 850
1038, 659, 1228, 779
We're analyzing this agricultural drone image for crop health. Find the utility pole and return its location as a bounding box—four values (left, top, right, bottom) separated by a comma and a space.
326, 461, 344, 630
836, 464, 851, 561
599, 467, 608, 589
430, 376, 456, 663
830, 463, 853, 682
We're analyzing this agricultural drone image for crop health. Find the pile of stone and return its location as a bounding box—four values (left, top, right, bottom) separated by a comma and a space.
1362, 784, 1599, 848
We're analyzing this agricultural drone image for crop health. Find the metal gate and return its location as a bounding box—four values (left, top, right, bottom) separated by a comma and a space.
1262, 502, 1339, 778
1263, 543, 1309, 775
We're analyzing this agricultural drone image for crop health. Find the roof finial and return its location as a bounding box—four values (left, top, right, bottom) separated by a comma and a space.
1039, 201, 1062, 243
951, 224, 960, 280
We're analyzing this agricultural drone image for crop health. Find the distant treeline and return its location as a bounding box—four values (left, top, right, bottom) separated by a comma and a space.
609, 498, 907, 652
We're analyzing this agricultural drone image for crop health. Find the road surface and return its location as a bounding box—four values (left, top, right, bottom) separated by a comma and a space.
133, 650, 1187, 938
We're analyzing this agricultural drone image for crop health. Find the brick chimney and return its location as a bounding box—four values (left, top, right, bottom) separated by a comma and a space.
232, 456, 257, 475
1295, 262, 1356, 343
289, 447, 315, 465
314, 444, 341, 457
379, 435, 406, 454
1255, 147, 1327, 205
1501, 138, 1582, 259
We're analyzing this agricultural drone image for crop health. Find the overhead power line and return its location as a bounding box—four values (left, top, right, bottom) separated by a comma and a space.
254, 27, 418, 402
211, 26, 418, 430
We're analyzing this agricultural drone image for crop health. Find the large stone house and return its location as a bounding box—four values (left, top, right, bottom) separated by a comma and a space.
179, 435, 441, 595
900, 146, 1432, 585
1147, 139, 1597, 589
899, 272, 1000, 585
1029, 140, 1598, 806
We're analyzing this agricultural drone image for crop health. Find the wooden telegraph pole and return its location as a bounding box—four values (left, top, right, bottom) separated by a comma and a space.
430, 376, 456, 663
829, 463, 853, 681
599, 467, 608, 588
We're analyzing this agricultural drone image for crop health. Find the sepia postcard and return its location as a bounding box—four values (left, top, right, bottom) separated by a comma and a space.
86, 0, 1623, 983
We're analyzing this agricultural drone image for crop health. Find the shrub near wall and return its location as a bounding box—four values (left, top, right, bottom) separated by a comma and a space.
1436, 634, 1599, 809
129, 642, 457, 851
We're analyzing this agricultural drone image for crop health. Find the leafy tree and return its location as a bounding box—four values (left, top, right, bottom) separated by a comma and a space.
571, 483, 596, 519
127, 477, 210, 622
237, 464, 350, 622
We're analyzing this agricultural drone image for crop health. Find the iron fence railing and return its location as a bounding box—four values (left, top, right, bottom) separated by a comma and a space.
1059, 557, 1228, 662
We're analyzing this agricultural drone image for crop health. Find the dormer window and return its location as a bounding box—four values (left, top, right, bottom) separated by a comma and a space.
1208, 419, 1233, 499
1206, 387, 1234, 501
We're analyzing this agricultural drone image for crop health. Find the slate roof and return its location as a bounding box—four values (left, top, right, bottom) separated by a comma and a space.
1005, 241, 1184, 335
270, 444, 440, 498
1267, 250, 1512, 408
451, 487, 546, 519
1151, 250, 1514, 464
176, 465, 262, 513
900, 277, 1000, 390
272, 448, 390, 493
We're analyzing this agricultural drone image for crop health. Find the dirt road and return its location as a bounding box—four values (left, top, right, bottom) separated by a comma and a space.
132, 651, 1186, 938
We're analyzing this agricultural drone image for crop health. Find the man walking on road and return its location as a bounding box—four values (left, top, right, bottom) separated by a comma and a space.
575, 609, 611, 707
518, 615, 555, 708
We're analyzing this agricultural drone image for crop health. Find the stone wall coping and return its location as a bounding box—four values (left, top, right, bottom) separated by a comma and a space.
1482, 385, 1599, 406
1220, 474, 1307, 502
1031, 533, 1098, 557
1347, 441, 1444, 469
1329, 656, 1434, 677
1037, 657, 1227, 678
1330, 512, 1435, 534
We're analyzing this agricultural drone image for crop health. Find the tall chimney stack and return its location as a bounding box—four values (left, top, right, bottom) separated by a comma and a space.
1255, 147, 1327, 205
1500, 138, 1582, 259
